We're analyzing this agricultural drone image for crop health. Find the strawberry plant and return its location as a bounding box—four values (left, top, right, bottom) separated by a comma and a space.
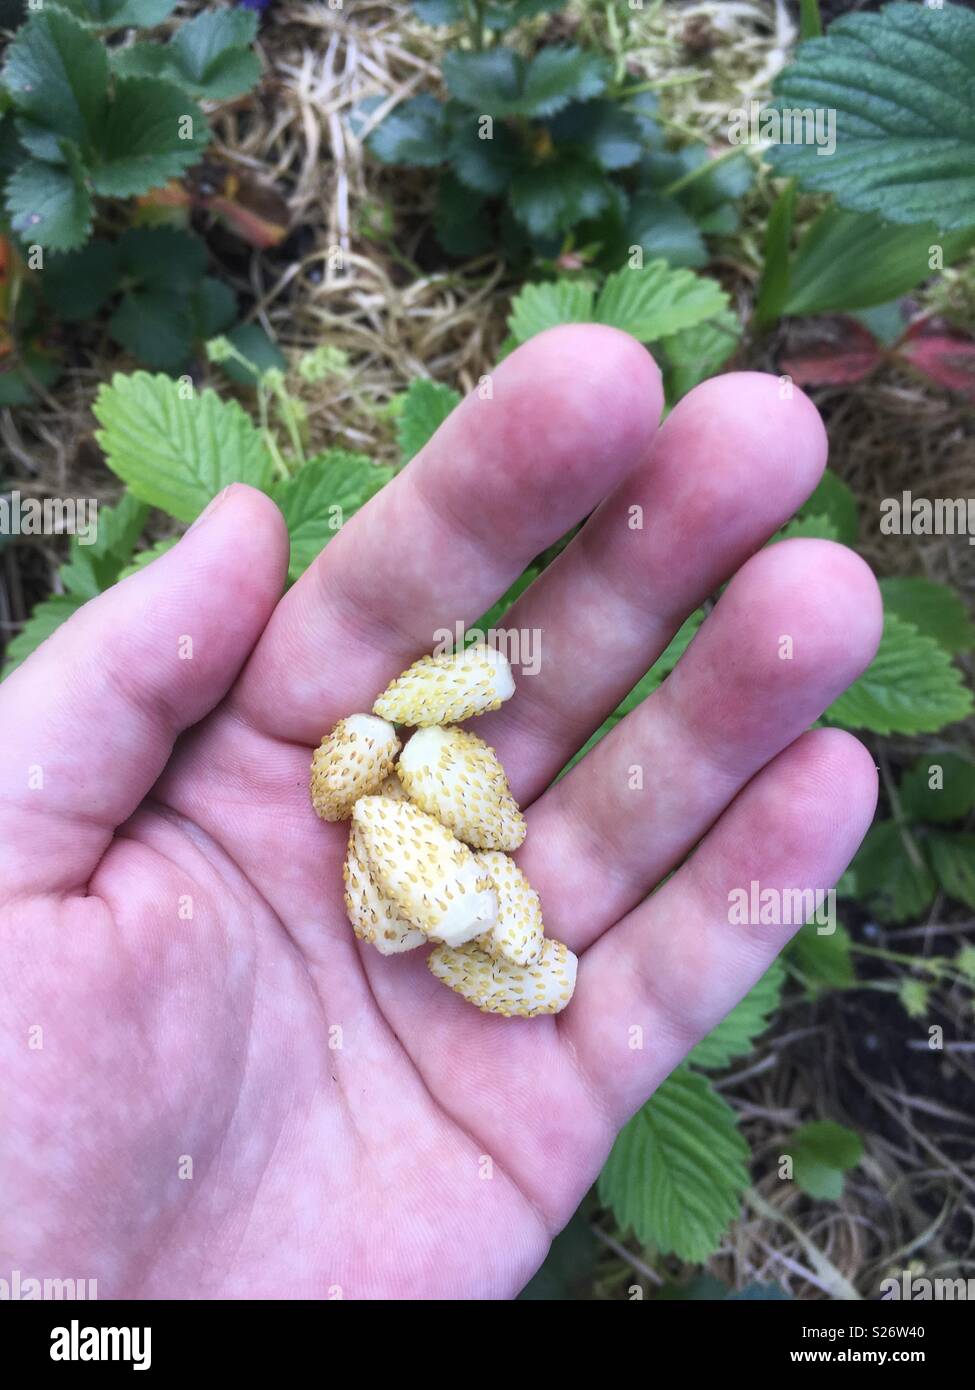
352, 1, 752, 265
842, 750, 975, 927
2, 346, 394, 674
501, 259, 741, 402
756, 3, 975, 331
766, 2, 975, 231
0, 4, 264, 397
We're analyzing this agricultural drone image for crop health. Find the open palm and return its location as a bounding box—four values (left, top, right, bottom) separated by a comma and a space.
0, 328, 882, 1299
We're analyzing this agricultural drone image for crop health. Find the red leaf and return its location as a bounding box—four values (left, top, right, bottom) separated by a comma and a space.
898, 326, 975, 400
779, 317, 881, 386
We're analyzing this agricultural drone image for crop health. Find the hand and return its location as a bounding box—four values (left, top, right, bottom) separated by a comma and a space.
0, 328, 881, 1299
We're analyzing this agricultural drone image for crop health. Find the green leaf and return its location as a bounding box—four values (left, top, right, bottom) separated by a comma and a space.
214, 322, 287, 386
753, 180, 796, 328
843, 820, 936, 924
518, 1208, 596, 1300
16, 118, 75, 163
773, 513, 839, 544
484, 0, 566, 29
397, 378, 461, 463
786, 1121, 862, 1201
89, 78, 209, 198
788, 919, 855, 994
507, 277, 596, 343
433, 172, 493, 256
879, 576, 975, 654
93, 371, 273, 523
660, 306, 740, 402
445, 49, 519, 115
825, 612, 973, 736
799, 0, 823, 41
109, 289, 193, 371
59, 492, 148, 600
272, 450, 394, 581
112, 10, 260, 100
160, 8, 258, 99
548, 100, 644, 170
798, 470, 858, 546
1, 9, 108, 149
4, 143, 92, 251
598, 1067, 749, 1263
443, 46, 606, 119
366, 94, 449, 167
119, 225, 208, 288
41, 239, 120, 320
853, 301, 905, 348
508, 155, 610, 239
622, 191, 707, 269
926, 832, 975, 911
102, 228, 216, 367
767, 3, 975, 228
898, 977, 929, 1021
117, 535, 180, 579
784, 209, 975, 316
53, 0, 178, 28
448, 125, 519, 199
689, 960, 785, 1071
522, 47, 608, 118
667, 147, 754, 223
190, 277, 236, 340
594, 261, 727, 342
899, 753, 975, 825
2, 594, 86, 678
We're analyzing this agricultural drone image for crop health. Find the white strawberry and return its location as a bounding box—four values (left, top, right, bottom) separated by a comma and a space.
310, 714, 401, 822
373, 641, 515, 727
352, 795, 497, 947
342, 829, 426, 954
376, 773, 408, 801
427, 937, 578, 1017
475, 850, 544, 966
397, 725, 525, 851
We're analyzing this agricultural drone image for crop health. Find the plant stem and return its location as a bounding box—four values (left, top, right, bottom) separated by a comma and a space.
467, 0, 485, 51
662, 142, 748, 198
878, 750, 928, 874
616, 73, 701, 97
270, 379, 306, 469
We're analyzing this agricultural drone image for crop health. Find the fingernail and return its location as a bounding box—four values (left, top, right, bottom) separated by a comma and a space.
187, 485, 233, 533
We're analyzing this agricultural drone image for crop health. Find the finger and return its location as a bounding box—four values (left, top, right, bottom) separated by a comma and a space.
474, 373, 828, 800
0, 485, 288, 897
561, 727, 878, 1127
228, 325, 664, 741
522, 538, 882, 952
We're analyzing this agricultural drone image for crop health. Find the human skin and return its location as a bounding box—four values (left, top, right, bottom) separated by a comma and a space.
0, 326, 882, 1299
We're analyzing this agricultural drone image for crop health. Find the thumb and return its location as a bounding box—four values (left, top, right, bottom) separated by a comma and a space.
0, 485, 288, 899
